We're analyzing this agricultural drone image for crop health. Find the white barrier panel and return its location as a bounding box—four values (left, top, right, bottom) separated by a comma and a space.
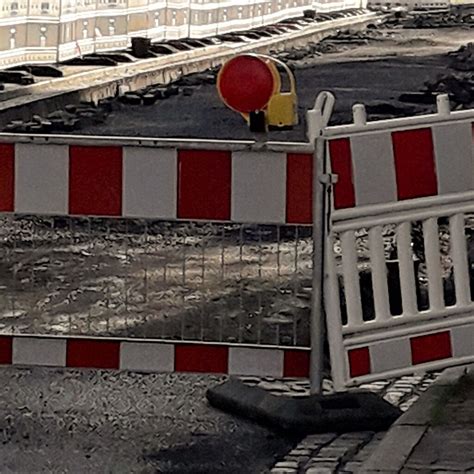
0, 137, 314, 225
1, 334, 310, 377
325, 107, 474, 210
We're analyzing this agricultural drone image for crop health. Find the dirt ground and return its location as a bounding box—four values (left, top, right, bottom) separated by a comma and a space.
78, 28, 474, 141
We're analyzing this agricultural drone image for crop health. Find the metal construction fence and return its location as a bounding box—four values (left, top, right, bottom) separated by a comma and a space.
0, 92, 473, 390
0, 216, 312, 347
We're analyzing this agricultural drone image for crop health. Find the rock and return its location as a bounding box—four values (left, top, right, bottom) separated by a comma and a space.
398, 92, 438, 104
118, 93, 142, 105
131, 37, 152, 58
167, 85, 179, 96
182, 87, 194, 97
47, 109, 76, 121
365, 101, 418, 117
64, 104, 77, 113
142, 94, 157, 106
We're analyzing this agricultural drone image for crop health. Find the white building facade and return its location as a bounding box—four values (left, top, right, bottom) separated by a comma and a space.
0, 0, 366, 67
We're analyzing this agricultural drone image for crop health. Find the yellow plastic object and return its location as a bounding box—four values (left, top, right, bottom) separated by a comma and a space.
261, 56, 298, 128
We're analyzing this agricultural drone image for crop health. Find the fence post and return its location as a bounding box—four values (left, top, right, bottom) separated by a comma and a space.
307, 91, 335, 395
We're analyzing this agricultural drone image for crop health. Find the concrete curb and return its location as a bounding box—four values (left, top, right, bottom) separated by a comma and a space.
361, 364, 474, 473
206, 378, 401, 435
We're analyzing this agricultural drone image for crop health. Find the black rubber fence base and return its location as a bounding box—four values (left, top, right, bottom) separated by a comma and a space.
206, 378, 401, 435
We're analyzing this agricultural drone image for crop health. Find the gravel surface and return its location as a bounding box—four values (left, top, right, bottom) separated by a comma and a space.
74, 28, 473, 141
0, 367, 299, 473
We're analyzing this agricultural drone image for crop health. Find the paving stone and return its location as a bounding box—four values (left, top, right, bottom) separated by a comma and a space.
317, 447, 351, 458
287, 383, 310, 393
271, 468, 298, 474
304, 433, 338, 445
340, 461, 363, 473
238, 376, 261, 385
337, 431, 374, 442
258, 381, 291, 392
273, 461, 299, 469
288, 448, 313, 456
304, 461, 339, 473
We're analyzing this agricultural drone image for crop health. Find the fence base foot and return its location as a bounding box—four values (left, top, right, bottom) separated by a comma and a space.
206, 378, 401, 435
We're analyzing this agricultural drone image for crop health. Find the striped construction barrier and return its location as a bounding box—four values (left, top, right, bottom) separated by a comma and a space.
329, 119, 474, 209
347, 324, 474, 381
323, 99, 474, 390
0, 335, 310, 378
0, 95, 474, 388
0, 142, 313, 225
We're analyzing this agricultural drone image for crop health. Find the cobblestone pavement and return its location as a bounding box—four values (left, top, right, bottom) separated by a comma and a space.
0, 367, 298, 473
253, 372, 440, 474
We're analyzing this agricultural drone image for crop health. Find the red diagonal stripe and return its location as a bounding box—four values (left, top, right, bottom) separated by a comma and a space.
410, 331, 452, 365
175, 344, 228, 373
329, 138, 355, 209
66, 339, 120, 369
286, 153, 313, 224
0, 144, 14, 212
392, 128, 437, 200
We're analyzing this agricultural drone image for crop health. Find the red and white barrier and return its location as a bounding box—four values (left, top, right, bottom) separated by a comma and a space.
0, 334, 310, 377
323, 99, 474, 390
347, 324, 474, 381
0, 140, 313, 225
327, 113, 474, 210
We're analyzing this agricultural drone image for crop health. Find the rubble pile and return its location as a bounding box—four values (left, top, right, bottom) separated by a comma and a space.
275, 28, 387, 67
3, 69, 218, 133
384, 8, 474, 29
448, 42, 474, 71
3, 101, 112, 134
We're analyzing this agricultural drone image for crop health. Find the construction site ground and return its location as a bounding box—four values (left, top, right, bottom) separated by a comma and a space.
73, 27, 474, 141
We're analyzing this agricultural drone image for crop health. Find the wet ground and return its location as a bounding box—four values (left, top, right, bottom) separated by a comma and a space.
76, 28, 474, 141
0, 367, 298, 473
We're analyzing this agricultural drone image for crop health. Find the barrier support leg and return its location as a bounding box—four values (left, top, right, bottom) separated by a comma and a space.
310, 136, 327, 395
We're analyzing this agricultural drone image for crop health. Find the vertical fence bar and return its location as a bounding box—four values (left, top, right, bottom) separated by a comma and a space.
449, 213, 470, 307
325, 234, 347, 392
396, 221, 417, 317
423, 217, 444, 311
340, 230, 364, 329
369, 226, 391, 321
310, 137, 326, 395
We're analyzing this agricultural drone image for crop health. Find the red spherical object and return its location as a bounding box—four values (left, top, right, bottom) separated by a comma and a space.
217, 54, 276, 114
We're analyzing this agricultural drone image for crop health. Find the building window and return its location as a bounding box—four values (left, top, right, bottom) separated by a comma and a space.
11, 2, 18, 14
108, 19, 115, 35
108, 0, 117, 6
40, 2, 49, 12
83, 20, 88, 39
154, 12, 160, 27
9, 27, 16, 49
40, 26, 47, 47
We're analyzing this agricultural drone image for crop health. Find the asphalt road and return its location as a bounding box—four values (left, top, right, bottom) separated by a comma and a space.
0, 367, 298, 473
